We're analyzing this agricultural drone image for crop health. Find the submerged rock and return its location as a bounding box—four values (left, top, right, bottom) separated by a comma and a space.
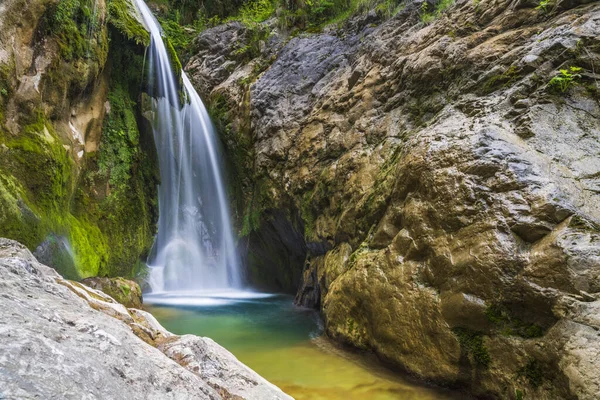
0, 238, 292, 400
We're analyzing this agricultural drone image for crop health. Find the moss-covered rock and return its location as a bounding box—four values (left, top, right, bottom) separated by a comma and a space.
81, 276, 143, 308
0, 0, 156, 280
107, 0, 151, 46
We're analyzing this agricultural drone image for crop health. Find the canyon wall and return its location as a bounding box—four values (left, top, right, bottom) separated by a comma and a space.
188, 0, 600, 397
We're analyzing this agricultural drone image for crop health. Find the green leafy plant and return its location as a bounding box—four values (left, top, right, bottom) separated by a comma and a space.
535, 0, 550, 12
420, 0, 455, 24
548, 66, 582, 93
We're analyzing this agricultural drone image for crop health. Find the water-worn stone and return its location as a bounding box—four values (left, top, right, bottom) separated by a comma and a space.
0, 238, 292, 400
82, 276, 143, 308
188, 0, 600, 397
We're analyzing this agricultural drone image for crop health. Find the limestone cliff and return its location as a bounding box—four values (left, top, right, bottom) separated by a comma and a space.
187, 0, 600, 398
0, 0, 158, 280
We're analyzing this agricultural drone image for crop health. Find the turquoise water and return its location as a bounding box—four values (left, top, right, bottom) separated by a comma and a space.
146, 294, 461, 400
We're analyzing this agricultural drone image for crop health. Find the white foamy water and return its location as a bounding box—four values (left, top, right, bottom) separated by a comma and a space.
135, 0, 242, 292
144, 290, 276, 307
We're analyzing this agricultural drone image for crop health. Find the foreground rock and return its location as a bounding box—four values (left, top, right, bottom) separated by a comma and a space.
0, 238, 292, 400
82, 276, 143, 308
189, 0, 600, 398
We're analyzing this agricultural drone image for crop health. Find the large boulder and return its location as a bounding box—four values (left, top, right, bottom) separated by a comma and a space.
188, 0, 600, 397
0, 238, 292, 400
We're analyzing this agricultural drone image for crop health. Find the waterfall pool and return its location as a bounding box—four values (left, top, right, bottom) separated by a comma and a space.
145, 293, 464, 400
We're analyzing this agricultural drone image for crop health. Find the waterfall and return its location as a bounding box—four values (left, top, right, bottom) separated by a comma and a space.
135, 0, 242, 292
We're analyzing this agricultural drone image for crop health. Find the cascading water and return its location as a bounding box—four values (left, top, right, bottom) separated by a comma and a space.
135, 0, 242, 293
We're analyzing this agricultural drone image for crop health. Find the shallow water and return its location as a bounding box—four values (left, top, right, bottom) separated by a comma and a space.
146, 293, 461, 400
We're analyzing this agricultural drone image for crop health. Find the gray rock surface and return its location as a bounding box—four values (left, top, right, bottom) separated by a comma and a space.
0, 238, 292, 400
188, 0, 600, 398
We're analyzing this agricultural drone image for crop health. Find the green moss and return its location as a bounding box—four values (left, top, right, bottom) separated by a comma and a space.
72, 34, 159, 278
240, 177, 276, 237
0, 20, 156, 280
452, 327, 491, 367
485, 303, 545, 338
164, 36, 184, 90
120, 283, 131, 296
64, 215, 106, 277
97, 84, 140, 191
518, 359, 544, 388
0, 111, 111, 277
44, 0, 109, 63
4, 115, 74, 215
0, 172, 45, 248
107, 0, 151, 46
482, 65, 521, 94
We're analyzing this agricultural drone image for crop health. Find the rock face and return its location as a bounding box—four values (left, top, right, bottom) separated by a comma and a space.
188, 0, 600, 398
0, 238, 292, 400
82, 276, 144, 308
0, 0, 158, 279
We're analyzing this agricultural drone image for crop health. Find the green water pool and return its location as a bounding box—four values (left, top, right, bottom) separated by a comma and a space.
146, 293, 461, 400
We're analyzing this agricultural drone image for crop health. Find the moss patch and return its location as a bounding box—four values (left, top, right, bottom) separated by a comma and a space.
485, 303, 545, 338
452, 327, 491, 367
107, 0, 151, 46
518, 359, 544, 388
0, 26, 157, 280
44, 0, 109, 63
482, 65, 521, 94
74, 34, 159, 278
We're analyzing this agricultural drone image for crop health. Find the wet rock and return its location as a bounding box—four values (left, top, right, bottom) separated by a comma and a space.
34, 235, 79, 280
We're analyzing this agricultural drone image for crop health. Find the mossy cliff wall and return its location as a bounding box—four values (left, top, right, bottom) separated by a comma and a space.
0, 0, 157, 280
187, 1, 600, 398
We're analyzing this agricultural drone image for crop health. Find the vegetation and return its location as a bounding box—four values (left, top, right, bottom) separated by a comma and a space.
548, 66, 583, 93
44, 0, 109, 62
420, 0, 454, 24
107, 0, 151, 45
535, 0, 550, 12
452, 328, 491, 367
518, 359, 544, 388
485, 303, 545, 338
0, 112, 111, 278
76, 36, 159, 278
482, 65, 521, 93
155, 0, 407, 58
